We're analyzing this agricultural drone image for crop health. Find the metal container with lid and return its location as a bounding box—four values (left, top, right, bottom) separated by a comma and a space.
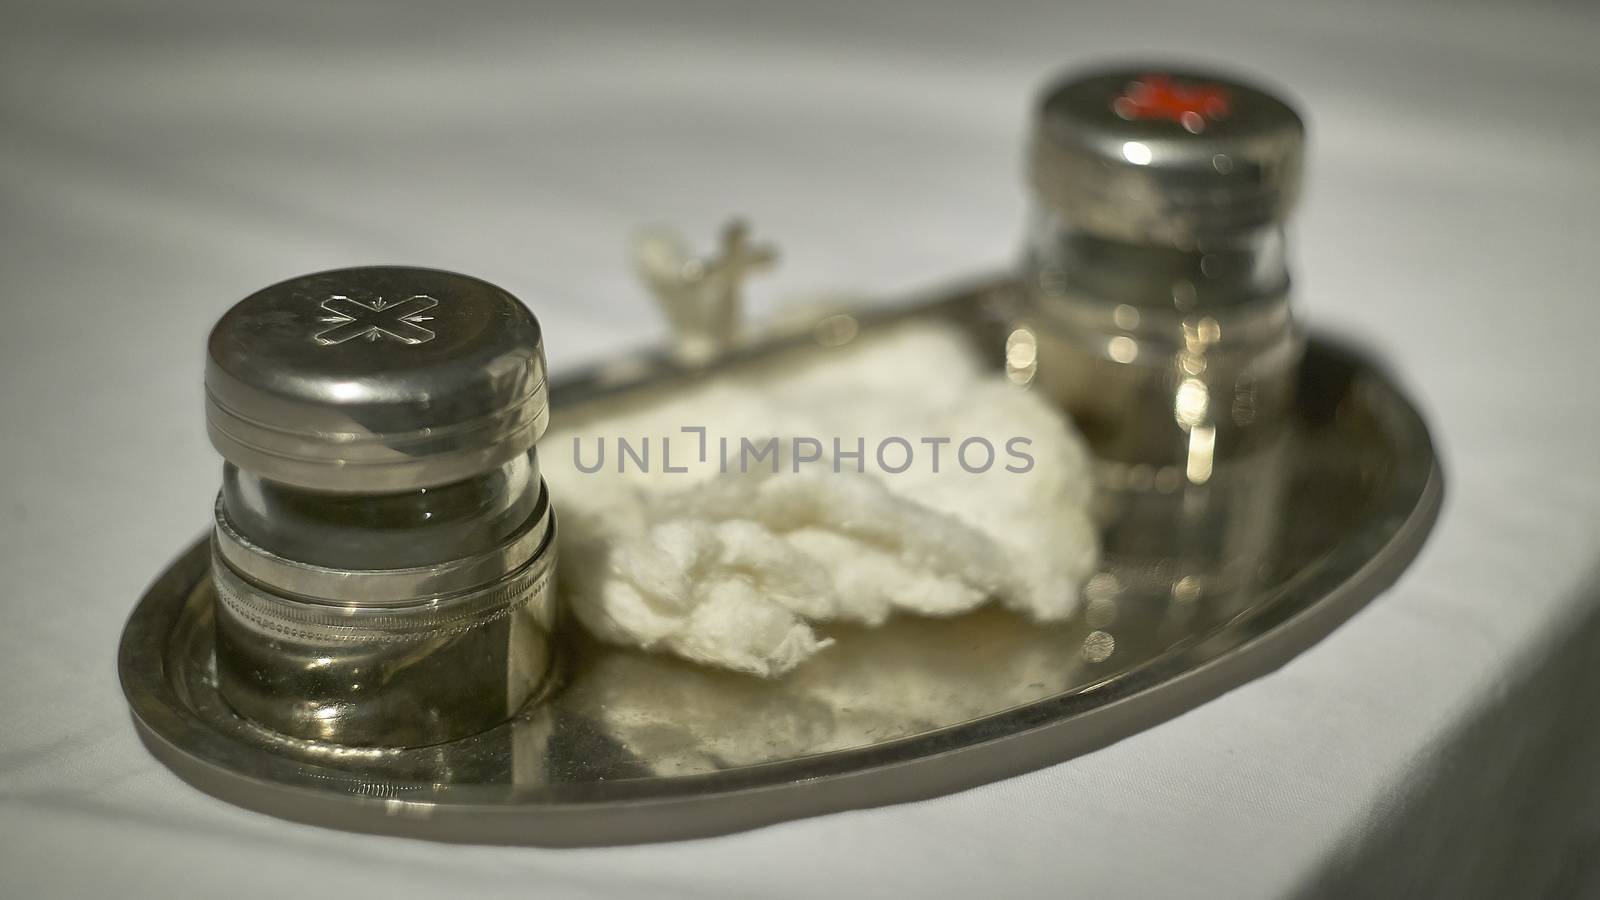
204, 266, 559, 748
1019, 66, 1306, 601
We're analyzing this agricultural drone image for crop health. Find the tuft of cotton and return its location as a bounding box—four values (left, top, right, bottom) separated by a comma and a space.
545, 321, 1098, 677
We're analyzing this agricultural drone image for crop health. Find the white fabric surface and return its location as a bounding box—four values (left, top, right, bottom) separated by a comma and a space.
2, 0, 1599, 896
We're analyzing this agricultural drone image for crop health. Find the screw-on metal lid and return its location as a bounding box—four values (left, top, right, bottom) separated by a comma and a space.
206, 267, 549, 492
1029, 66, 1305, 245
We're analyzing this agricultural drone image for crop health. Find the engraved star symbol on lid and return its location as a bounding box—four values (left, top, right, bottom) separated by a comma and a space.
313, 295, 438, 345
1112, 74, 1232, 134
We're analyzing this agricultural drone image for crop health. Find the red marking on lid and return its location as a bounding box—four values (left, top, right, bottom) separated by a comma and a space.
1112, 74, 1231, 133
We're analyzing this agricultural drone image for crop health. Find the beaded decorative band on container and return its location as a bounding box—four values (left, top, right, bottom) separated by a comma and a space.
210, 515, 557, 643
211, 482, 554, 606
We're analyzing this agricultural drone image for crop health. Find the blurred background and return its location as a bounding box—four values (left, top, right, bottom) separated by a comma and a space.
3, 1, 1599, 897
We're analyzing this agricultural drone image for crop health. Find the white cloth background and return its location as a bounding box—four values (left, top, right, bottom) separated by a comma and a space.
2, 0, 1598, 896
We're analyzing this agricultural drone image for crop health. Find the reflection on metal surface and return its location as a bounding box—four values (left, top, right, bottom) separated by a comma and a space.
1005, 327, 1039, 385
119, 276, 1442, 845
1186, 425, 1216, 484
812, 313, 859, 348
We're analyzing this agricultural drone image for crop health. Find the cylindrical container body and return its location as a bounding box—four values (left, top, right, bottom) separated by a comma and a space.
204, 267, 558, 748
1020, 68, 1306, 603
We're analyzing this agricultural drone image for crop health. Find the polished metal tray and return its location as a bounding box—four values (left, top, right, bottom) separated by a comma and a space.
118, 278, 1442, 845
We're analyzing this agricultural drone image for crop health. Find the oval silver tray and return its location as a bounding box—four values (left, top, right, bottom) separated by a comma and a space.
118, 278, 1442, 845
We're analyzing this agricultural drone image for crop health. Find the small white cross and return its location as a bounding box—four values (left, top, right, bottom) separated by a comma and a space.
633, 220, 777, 363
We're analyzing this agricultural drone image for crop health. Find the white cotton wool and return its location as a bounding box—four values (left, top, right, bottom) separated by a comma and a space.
544, 320, 1099, 677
